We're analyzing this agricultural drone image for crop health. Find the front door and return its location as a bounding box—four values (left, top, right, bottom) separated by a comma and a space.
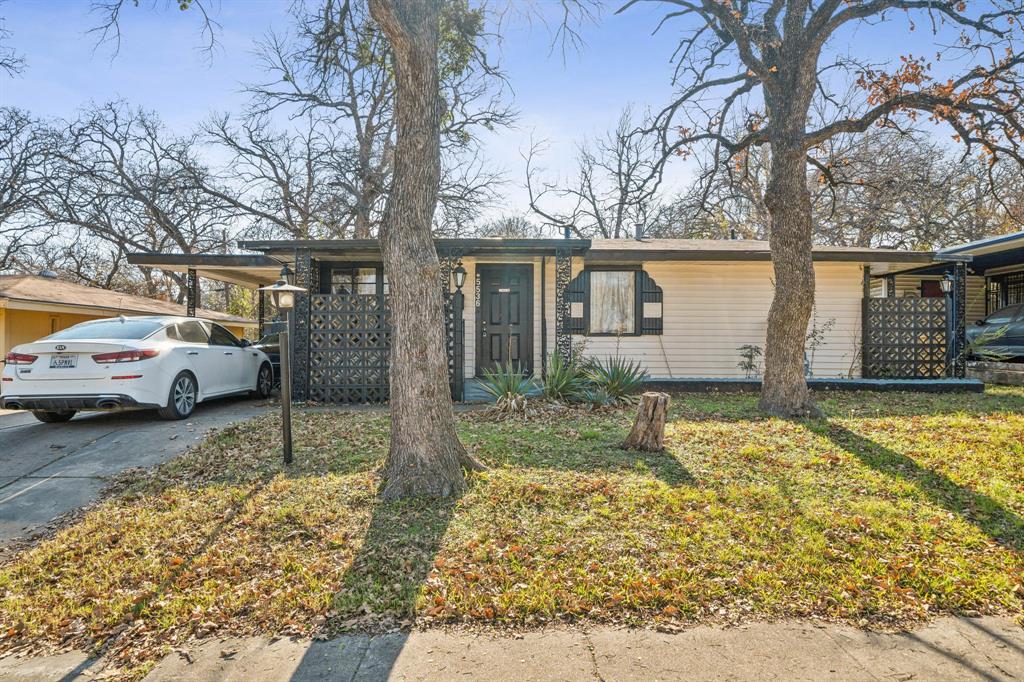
476, 264, 533, 375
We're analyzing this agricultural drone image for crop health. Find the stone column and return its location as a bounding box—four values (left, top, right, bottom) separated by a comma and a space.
292, 249, 312, 401
186, 268, 198, 317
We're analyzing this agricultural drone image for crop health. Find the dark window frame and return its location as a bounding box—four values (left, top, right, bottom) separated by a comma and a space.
318, 261, 388, 297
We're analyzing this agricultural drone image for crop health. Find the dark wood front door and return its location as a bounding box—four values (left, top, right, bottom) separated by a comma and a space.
476, 264, 533, 375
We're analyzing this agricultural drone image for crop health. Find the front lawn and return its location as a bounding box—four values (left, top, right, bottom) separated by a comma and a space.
2, 389, 1023, 676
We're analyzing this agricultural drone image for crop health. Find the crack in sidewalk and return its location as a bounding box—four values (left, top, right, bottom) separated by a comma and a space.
582, 630, 606, 682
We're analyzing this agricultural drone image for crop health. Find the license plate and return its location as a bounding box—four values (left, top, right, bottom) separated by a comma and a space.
49, 355, 78, 369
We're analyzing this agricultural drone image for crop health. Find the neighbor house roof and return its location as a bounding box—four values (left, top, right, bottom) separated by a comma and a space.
0, 275, 257, 328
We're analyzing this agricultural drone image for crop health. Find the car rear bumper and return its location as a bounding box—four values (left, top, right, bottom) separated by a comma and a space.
0, 394, 159, 411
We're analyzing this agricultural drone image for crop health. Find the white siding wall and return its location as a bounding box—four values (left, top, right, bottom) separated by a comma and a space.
540, 260, 868, 379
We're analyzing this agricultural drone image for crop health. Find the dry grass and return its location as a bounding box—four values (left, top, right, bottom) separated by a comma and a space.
1, 388, 1022, 677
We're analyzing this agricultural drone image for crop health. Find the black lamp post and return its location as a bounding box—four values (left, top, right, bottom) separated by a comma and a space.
941, 273, 955, 376
259, 266, 306, 464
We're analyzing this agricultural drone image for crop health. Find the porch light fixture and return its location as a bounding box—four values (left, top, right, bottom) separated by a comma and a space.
259, 267, 306, 465
453, 262, 467, 290
940, 274, 954, 295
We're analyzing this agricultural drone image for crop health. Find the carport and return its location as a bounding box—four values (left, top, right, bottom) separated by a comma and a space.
127, 253, 283, 335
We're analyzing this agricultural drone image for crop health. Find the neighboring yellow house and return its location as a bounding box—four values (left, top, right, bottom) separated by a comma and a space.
0, 273, 257, 358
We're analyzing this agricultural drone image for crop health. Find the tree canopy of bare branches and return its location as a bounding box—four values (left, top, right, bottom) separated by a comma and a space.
243, 0, 511, 236
31, 101, 233, 299
525, 106, 663, 238
611, 0, 1024, 416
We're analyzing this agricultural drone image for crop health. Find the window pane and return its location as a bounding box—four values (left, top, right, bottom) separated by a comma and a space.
46, 319, 163, 340
209, 324, 240, 346
331, 269, 354, 295
177, 321, 210, 344
356, 268, 377, 296
590, 271, 635, 334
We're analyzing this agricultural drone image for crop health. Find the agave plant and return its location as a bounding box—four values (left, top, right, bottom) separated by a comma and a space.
578, 386, 614, 409
541, 352, 588, 402
480, 363, 537, 416
584, 355, 647, 403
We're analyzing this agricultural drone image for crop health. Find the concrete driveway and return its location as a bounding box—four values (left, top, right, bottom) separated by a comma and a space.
0, 399, 270, 548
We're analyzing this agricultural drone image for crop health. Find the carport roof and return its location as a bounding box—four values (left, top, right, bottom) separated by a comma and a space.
127, 253, 282, 289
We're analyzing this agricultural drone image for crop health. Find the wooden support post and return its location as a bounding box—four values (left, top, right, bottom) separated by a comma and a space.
621, 392, 670, 452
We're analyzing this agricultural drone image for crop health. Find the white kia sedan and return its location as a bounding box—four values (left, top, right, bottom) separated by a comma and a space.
1, 316, 274, 423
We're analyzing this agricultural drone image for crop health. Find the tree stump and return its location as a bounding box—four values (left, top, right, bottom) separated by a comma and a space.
621, 392, 670, 451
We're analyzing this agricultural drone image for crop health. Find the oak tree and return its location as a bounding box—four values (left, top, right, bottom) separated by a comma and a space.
624, 0, 1024, 416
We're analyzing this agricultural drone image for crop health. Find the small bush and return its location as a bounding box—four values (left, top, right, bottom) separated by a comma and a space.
541, 352, 588, 402
480, 363, 537, 416
584, 355, 647, 403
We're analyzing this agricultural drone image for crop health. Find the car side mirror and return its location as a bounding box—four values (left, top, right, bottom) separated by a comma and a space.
975, 320, 985, 326
239, 338, 252, 347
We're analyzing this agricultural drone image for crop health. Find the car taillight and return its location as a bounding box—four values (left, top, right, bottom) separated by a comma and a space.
4, 352, 38, 365
91, 349, 160, 363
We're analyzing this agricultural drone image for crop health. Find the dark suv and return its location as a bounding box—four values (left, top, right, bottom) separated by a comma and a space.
967, 304, 1024, 360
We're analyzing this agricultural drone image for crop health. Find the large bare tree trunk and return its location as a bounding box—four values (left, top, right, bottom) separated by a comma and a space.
369, 0, 483, 499
759, 140, 818, 417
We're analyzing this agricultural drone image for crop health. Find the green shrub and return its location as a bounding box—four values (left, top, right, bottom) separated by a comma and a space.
541, 352, 588, 402
584, 356, 647, 403
480, 363, 537, 416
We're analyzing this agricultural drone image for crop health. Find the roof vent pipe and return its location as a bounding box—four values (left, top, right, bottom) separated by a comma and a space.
38, 269, 59, 279
563, 225, 571, 239
730, 228, 739, 240
634, 224, 643, 241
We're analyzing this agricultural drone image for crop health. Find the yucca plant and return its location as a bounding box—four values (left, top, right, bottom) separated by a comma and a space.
480, 362, 537, 416
578, 386, 614, 409
541, 352, 588, 402
584, 355, 647, 403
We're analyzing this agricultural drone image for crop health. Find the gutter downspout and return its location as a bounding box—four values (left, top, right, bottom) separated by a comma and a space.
540, 256, 547, 379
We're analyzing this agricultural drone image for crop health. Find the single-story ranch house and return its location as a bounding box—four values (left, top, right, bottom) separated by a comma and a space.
129, 229, 1024, 402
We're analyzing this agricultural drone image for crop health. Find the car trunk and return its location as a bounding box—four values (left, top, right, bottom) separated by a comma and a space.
15, 340, 129, 381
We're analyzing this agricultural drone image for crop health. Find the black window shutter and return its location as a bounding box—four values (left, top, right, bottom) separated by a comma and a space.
563, 270, 588, 334
638, 270, 663, 335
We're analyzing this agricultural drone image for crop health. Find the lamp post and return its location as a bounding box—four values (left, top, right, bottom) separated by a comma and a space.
941, 273, 955, 376
259, 266, 306, 464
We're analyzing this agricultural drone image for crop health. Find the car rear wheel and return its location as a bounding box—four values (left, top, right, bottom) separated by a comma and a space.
252, 363, 273, 399
158, 371, 197, 420
32, 410, 76, 423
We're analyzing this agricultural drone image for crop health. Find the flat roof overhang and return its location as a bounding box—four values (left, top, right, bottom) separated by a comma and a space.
237, 238, 593, 259
127, 253, 283, 289
936, 231, 1024, 274
588, 248, 936, 263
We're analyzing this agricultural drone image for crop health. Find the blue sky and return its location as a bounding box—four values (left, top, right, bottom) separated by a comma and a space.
0, 1, 952, 221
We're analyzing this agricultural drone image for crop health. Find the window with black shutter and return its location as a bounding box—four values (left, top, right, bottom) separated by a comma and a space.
563, 267, 663, 336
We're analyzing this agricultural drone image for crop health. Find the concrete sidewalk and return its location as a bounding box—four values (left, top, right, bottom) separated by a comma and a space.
2, 616, 1021, 681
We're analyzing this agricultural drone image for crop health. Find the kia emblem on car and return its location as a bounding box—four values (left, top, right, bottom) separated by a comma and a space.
55, 345, 66, 351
